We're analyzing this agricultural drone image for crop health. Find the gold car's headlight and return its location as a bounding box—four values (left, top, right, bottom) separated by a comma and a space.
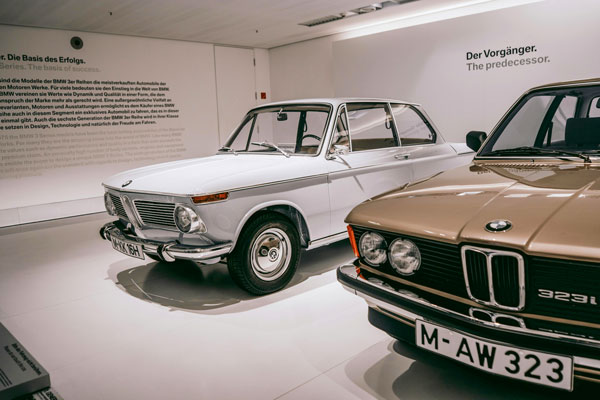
359, 232, 387, 266
388, 238, 421, 275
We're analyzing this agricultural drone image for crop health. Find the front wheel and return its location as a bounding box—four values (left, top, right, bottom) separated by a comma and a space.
227, 213, 300, 295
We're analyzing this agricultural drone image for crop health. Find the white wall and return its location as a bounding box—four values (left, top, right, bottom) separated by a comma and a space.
270, 0, 598, 142
0, 26, 269, 227
270, 36, 335, 101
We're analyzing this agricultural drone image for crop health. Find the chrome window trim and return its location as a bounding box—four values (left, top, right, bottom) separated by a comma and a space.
461, 245, 526, 311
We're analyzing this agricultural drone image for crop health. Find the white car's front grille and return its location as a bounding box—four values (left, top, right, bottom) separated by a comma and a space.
109, 193, 128, 219
133, 200, 176, 229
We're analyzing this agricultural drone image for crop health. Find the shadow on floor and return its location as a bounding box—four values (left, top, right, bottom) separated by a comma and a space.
107, 240, 354, 314
345, 339, 597, 399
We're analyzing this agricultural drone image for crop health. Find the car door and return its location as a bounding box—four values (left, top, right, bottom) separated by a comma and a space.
326, 102, 413, 234
390, 103, 466, 181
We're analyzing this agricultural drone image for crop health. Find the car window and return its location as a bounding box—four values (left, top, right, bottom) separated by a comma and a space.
225, 105, 330, 155
346, 103, 397, 151
589, 97, 600, 117
250, 112, 298, 152
329, 107, 350, 152
391, 104, 435, 145
492, 95, 553, 150
491, 95, 578, 151
546, 96, 577, 146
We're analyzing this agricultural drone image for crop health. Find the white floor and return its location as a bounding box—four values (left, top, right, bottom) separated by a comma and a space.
0, 214, 596, 399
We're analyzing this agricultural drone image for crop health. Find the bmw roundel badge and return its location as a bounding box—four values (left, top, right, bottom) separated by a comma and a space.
485, 219, 512, 232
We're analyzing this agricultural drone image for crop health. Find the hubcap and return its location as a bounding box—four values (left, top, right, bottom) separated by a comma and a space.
250, 228, 292, 281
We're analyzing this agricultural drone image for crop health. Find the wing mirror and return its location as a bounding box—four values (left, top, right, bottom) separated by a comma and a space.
327, 144, 349, 159
333, 144, 349, 155
466, 131, 487, 152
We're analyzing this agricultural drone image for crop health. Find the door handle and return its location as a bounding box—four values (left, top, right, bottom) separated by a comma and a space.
394, 154, 410, 160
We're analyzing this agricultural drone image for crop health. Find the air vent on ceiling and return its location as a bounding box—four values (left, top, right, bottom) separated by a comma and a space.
299, 0, 419, 27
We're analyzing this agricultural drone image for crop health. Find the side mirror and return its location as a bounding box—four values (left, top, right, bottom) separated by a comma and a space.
466, 131, 487, 152
327, 144, 349, 159
277, 112, 288, 121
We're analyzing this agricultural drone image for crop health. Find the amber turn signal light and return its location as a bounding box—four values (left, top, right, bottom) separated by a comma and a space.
191, 192, 229, 204
347, 225, 360, 258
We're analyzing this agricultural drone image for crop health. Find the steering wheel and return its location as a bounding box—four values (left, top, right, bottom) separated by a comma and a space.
301, 134, 321, 142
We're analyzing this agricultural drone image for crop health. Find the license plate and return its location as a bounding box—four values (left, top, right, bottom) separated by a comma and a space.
416, 320, 573, 391
111, 236, 145, 260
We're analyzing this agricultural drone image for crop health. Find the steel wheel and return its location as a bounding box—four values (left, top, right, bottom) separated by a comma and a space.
227, 213, 301, 295
250, 228, 292, 281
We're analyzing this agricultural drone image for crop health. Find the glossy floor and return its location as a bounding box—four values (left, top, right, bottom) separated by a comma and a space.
0, 214, 597, 399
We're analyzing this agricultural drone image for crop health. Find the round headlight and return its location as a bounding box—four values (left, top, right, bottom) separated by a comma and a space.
104, 192, 116, 216
359, 232, 387, 266
388, 238, 421, 275
174, 204, 206, 234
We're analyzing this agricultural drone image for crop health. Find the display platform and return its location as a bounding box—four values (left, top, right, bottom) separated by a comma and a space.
0, 322, 50, 400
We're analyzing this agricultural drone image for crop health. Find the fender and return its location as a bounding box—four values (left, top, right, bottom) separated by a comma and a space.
231, 200, 312, 250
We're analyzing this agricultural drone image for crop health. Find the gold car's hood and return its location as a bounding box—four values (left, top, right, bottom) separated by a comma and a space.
346, 161, 600, 263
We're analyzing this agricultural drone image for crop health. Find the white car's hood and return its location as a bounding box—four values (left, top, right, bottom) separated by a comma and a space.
103, 154, 325, 195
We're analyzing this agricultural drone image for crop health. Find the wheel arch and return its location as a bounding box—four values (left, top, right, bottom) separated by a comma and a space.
232, 201, 311, 250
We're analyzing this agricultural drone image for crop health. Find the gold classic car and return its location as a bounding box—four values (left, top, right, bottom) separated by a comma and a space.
337, 79, 600, 391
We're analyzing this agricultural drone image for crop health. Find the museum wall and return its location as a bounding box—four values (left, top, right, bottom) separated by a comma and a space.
270, 0, 598, 142
0, 25, 269, 227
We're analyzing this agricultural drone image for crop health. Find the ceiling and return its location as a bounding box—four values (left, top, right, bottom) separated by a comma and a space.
0, 0, 515, 48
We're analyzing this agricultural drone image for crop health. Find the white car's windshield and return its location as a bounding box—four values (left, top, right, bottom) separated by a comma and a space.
479, 86, 600, 159
221, 104, 331, 156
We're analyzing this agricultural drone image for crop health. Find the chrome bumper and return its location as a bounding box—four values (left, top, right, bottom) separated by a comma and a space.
337, 263, 600, 378
100, 222, 232, 262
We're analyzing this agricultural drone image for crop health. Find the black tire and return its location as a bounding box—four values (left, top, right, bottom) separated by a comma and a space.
227, 213, 300, 295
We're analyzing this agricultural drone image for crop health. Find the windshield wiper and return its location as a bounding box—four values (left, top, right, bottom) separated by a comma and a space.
483, 146, 590, 163
218, 146, 238, 155
250, 141, 290, 158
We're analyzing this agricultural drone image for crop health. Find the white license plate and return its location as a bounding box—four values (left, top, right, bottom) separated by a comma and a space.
111, 236, 145, 260
416, 320, 573, 391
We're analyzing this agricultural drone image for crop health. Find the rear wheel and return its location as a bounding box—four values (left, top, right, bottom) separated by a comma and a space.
227, 213, 300, 295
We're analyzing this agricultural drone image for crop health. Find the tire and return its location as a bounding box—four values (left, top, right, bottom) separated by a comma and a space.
227, 213, 300, 295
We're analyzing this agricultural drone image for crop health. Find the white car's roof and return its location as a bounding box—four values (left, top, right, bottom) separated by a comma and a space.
252, 98, 420, 110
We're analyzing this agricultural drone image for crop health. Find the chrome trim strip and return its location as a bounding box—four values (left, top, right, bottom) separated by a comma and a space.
105, 173, 330, 197
461, 245, 526, 311
307, 231, 347, 249
338, 264, 600, 348
102, 223, 231, 261
468, 307, 526, 329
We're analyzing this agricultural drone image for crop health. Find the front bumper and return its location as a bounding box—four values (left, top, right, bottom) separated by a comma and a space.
100, 221, 232, 262
337, 262, 600, 385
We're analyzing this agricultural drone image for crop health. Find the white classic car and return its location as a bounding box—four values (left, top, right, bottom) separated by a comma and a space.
100, 98, 474, 294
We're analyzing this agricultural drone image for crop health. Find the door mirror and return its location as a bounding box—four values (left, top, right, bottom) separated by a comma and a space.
332, 144, 349, 156
327, 144, 349, 159
466, 131, 487, 152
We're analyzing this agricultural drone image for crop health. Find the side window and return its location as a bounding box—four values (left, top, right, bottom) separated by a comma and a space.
589, 97, 600, 118
329, 108, 350, 152
346, 103, 397, 151
391, 105, 435, 145
546, 96, 577, 146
